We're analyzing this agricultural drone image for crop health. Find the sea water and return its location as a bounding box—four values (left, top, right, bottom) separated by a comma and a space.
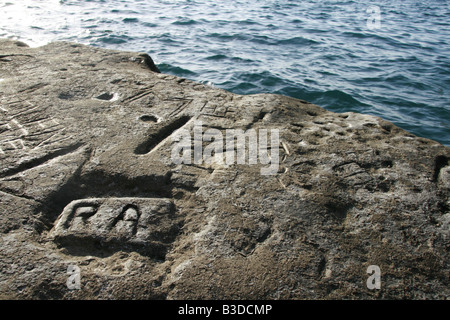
1, 0, 448, 146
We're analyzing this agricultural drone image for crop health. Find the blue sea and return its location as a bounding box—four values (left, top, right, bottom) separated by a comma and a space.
1, 0, 449, 146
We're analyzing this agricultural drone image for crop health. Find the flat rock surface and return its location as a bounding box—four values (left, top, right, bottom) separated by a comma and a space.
0, 39, 448, 299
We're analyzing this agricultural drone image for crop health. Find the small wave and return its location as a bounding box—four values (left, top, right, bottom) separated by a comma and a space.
172, 19, 197, 26
276, 36, 319, 46
122, 18, 139, 23
230, 56, 254, 63
341, 31, 368, 39
233, 19, 261, 26
278, 86, 368, 113
387, 55, 421, 64
97, 34, 132, 44
223, 70, 289, 94
383, 74, 430, 91
205, 54, 228, 61
249, 35, 274, 45
203, 54, 255, 64
158, 63, 197, 78
206, 33, 278, 46
206, 33, 249, 42
142, 22, 158, 28
311, 90, 368, 113
358, 32, 437, 52
97, 18, 118, 25
226, 81, 259, 94
111, 9, 139, 14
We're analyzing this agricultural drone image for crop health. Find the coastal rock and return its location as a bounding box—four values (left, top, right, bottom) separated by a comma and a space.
0, 39, 448, 299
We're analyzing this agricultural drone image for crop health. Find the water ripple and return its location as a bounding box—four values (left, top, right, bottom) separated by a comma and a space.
0, 0, 448, 146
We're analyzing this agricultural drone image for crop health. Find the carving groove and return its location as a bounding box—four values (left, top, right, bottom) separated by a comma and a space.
0, 143, 85, 178
134, 115, 191, 155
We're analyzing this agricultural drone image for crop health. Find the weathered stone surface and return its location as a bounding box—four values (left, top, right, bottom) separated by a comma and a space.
0, 39, 448, 299
50, 197, 177, 258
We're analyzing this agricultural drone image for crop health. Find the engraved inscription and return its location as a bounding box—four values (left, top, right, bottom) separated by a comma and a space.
0, 100, 65, 155
50, 197, 177, 255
